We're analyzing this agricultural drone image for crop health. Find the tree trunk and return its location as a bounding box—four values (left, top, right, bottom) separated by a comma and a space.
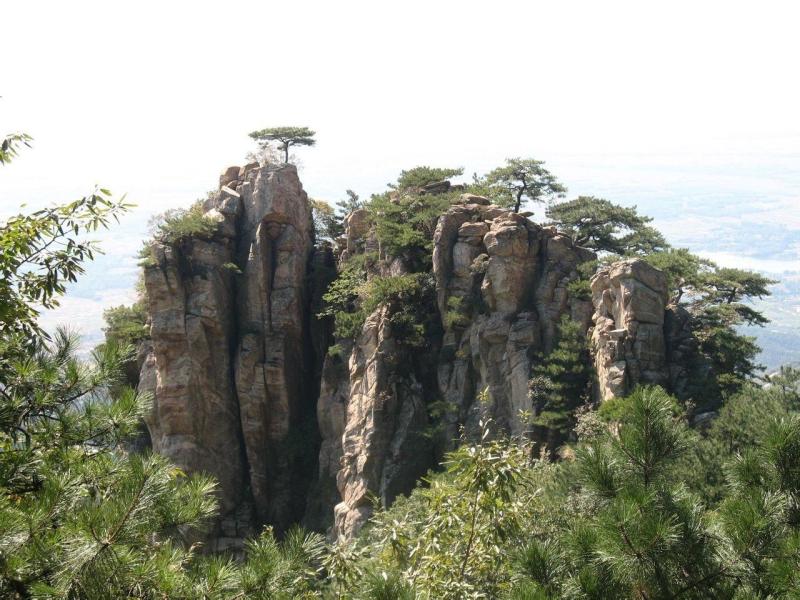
283, 143, 289, 163
514, 189, 523, 213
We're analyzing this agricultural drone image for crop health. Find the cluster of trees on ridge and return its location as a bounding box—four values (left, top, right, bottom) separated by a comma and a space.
1, 127, 798, 599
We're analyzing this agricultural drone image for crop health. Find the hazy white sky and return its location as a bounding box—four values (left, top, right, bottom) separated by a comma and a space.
2, 0, 799, 345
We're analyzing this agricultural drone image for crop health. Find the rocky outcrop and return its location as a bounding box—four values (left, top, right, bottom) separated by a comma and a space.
589, 259, 670, 401
140, 164, 691, 544
331, 307, 430, 538
232, 163, 314, 527
140, 221, 245, 517
317, 199, 596, 537
139, 163, 321, 544
434, 203, 595, 439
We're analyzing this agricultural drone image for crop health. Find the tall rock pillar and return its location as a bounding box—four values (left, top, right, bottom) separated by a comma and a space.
139, 163, 316, 540
590, 258, 669, 401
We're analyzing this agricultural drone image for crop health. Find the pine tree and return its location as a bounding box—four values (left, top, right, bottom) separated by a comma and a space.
248, 127, 316, 164
483, 158, 566, 213
528, 316, 592, 454
545, 196, 668, 256
0, 128, 219, 598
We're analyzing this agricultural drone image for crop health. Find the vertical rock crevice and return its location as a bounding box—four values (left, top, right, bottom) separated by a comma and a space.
140, 163, 321, 546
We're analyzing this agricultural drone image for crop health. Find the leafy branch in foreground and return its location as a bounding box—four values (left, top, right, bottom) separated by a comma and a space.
0, 132, 32, 165
0, 190, 132, 339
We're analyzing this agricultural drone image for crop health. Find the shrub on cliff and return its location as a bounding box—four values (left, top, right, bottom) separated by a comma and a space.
102, 302, 148, 348
320, 258, 433, 345
149, 199, 218, 245
391, 166, 464, 190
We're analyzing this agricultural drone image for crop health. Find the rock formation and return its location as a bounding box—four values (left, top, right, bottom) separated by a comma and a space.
589, 259, 670, 401
139, 163, 322, 549
315, 197, 597, 537
433, 201, 596, 439
139, 165, 692, 544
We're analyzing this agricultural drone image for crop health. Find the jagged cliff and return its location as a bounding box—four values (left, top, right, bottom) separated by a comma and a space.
139, 163, 327, 549
139, 165, 690, 544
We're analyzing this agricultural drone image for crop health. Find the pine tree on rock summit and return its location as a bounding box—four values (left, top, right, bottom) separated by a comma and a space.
248, 126, 316, 163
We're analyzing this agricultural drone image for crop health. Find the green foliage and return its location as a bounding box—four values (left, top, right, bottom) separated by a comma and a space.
222, 261, 242, 274
695, 312, 763, 396
643, 248, 714, 303
368, 190, 453, 266
248, 126, 316, 163
334, 383, 800, 599
0, 190, 132, 339
679, 382, 793, 504
512, 388, 722, 598
700, 267, 776, 325
319, 250, 434, 345
528, 316, 592, 453
0, 328, 220, 598
541, 195, 772, 400
336, 189, 363, 214
392, 166, 464, 190
0, 132, 32, 165
231, 527, 325, 599
716, 414, 800, 596
310, 198, 345, 241
546, 196, 668, 255
100, 302, 149, 389
642, 247, 774, 400
352, 166, 464, 265
319, 254, 371, 338
357, 417, 545, 599
0, 131, 222, 598
102, 303, 148, 348
149, 200, 217, 245
482, 158, 566, 213
443, 296, 471, 329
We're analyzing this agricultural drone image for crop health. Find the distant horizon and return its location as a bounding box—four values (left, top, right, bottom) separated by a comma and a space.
19, 151, 799, 369
2, 0, 798, 366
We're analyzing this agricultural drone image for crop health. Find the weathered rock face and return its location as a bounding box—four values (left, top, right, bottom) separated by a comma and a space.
434, 203, 595, 439
316, 200, 596, 538
233, 164, 314, 527
589, 259, 670, 401
139, 163, 320, 544
140, 229, 244, 517
330, 307, 430, 538
140, 165, 689, 544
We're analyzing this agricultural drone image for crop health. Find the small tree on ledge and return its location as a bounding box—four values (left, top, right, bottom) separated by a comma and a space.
484, 157, 566, 213
248, 126, 316, 163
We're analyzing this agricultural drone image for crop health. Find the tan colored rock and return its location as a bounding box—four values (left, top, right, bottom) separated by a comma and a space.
233, 165, 313, 528
140, 237, 244, 514
239, 161, 260, 178
340, 208, 371, 263
141, 164, 316, 536
219, 165, 240, 188
330, 306, 429, 538
459, 193, 491, 205
590, 258, 669, 401
431, 204, 594, 441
